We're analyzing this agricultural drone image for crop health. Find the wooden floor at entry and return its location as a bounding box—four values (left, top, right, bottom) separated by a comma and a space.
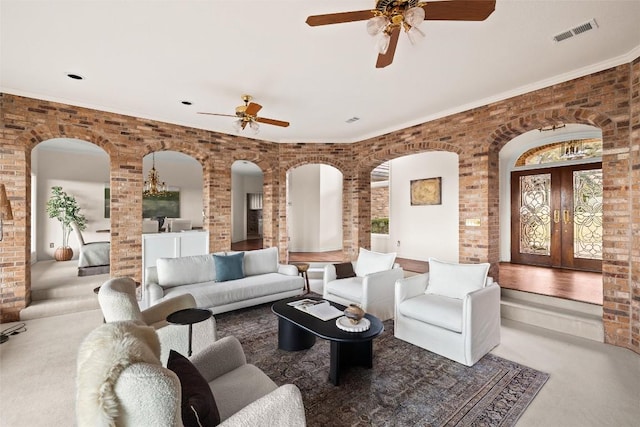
231, 239, 603, 306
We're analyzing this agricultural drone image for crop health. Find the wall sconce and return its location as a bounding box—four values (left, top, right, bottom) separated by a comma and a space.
0, 184, 14, 242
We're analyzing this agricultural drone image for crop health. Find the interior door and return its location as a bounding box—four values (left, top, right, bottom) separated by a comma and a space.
511, 163, 602, 272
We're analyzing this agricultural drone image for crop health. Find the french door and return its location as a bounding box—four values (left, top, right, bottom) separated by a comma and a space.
511, 163, 602, 272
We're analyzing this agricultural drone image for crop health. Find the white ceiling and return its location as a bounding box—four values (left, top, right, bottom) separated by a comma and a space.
2, 1, 639, 144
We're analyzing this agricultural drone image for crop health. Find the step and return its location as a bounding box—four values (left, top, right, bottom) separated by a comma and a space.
31, 282, 99, 301
20, 296, 100, 321
500, 289, 603, 342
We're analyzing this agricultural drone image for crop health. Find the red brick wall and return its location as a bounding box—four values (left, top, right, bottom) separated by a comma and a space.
371, 186, 389, 220
1, 57, 639, 354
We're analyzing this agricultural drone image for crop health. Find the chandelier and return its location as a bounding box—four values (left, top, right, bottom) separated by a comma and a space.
366, 0, 426, 54
143, 153, 168, 197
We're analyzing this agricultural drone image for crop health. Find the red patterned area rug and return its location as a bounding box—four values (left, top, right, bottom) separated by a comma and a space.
215, 301, 548, 427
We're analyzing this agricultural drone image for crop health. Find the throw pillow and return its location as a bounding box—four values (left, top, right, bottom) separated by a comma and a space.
334, 262, 356, 279
167, 350, 220, 427
354, 248, 396, 277
426, 258, 490, 299
213, 252, 244, 282
243, 247, 279, 276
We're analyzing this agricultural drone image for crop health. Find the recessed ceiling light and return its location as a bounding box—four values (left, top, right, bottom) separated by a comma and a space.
66, 73, 84, 80
181, 101, 193, 105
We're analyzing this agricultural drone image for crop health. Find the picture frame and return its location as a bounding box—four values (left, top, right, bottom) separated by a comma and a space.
410, 177, 442, 206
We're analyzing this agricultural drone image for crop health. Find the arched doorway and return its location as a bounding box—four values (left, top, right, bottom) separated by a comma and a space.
287, 163, 343, 257
231, 160, 264, 250
499, 123, 603, 303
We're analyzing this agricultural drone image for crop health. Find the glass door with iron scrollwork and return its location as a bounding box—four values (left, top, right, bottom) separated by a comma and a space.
510, 163, 602, 272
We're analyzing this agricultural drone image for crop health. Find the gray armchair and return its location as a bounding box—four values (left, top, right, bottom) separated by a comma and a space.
76, 321, 306, 426
71, 221, 110, 276
98, 277, 217, 366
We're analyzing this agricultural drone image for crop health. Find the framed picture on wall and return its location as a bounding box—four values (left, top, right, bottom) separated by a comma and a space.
410, 177, 442, 206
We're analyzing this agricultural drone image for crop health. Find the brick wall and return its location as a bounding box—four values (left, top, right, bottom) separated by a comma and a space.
1, 57, 639, 354
371, 185, 389, 219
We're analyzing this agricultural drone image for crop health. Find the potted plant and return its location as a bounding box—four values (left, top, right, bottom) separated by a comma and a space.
46, 186, 87, 261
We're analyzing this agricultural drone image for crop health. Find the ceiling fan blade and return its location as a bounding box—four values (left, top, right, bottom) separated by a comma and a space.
375, 26, 400, 69
245, 102, 262, 116
197, 112, 237, 118
306, 10, 375, 26
422, 0, 496, 21
255, 117, 290, 128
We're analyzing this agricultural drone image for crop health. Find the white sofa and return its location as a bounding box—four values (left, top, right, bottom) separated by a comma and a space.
394, 258, 501, 366
145, 247, 305, 314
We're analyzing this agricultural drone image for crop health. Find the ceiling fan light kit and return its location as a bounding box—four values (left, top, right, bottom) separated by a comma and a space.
198, 94, 290, 134
306, 0, 496, 68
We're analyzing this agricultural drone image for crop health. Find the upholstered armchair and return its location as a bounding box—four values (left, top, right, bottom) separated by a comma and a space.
394, 258, 501, 366
71, 221, 110, 276
323, 248, 404, 320
76, 321, 306, 426
97, 277, 217, 365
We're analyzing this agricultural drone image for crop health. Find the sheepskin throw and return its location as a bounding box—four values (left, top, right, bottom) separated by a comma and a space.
76, 321, 161, 427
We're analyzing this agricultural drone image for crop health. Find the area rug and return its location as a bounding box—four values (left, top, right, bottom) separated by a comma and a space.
215, 301, 548, 427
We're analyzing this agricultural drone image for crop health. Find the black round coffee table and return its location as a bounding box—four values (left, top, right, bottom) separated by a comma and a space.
166, 308, 212, 356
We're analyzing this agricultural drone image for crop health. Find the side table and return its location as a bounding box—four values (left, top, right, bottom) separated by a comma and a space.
166, 308, 212, 356
291, 262, 310, 293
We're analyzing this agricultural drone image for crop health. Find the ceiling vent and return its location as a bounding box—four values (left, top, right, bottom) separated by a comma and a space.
345, 117, 360, 123
553, 19, 598, 42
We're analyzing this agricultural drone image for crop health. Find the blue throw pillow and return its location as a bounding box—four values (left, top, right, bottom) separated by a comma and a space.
214, 252, 244, 282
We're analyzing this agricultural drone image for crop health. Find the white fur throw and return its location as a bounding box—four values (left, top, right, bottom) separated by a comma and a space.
76, 321, 162, 427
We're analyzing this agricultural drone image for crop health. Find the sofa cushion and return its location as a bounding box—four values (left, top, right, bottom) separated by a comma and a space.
162, 273, 303, 309
354, 248, 396, 277
214, 252, 245, 282
167, 350, 220, 427
334, 262, 356, 279
209, 364, 278, 421
325, 276, 364, 301
157, 254, 216, 288
243, 247, 278, 277
399, 293, 464, 333
426, 258, 489, 300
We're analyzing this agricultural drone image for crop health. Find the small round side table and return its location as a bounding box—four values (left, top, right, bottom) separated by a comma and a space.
166, 308, 212, 356
291, 262, 310, 293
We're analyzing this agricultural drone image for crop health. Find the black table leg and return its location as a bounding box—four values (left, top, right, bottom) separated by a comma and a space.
278, 318, 316, 351
188, 323, 193, 356
329, 340, 374, 386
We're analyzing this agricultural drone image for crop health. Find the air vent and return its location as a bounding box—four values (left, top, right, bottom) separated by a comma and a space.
553, 19, 598, 42
345, 117, 360, 123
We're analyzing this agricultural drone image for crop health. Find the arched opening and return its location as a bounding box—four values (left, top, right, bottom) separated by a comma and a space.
371, 152, 459, 262
230, 160, 264, 251
287, 163, 343, 260
499, 123, 603, 304
141, 151, 204, 231
27, 138, 110, 318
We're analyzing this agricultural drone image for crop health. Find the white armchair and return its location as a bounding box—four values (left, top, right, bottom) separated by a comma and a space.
323, 248, 403, 320
76, 322, 306, 426
98, 277, 217, 365
71, 221, 110, 276
394, 258, 501, 366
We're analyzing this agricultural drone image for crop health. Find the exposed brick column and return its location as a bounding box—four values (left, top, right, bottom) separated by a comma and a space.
629, 57, 640, 349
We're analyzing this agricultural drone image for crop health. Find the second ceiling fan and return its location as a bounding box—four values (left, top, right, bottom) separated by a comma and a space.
198, 95, 290, 134
306, 0, 496, 68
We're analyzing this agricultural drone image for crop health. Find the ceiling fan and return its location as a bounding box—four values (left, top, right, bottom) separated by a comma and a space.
198, 95, 290, 134
306, 0, 496, 68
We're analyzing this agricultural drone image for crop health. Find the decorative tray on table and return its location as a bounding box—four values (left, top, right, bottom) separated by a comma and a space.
336, 316, 371, 332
